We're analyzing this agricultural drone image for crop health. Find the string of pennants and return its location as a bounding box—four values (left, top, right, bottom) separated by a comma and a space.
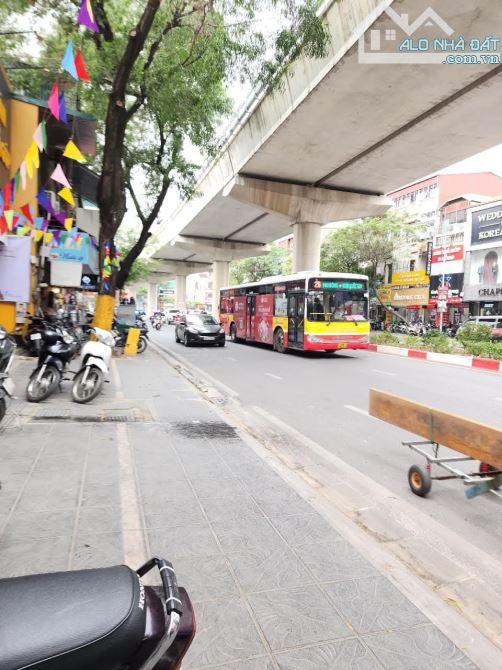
0, 0, 98, 250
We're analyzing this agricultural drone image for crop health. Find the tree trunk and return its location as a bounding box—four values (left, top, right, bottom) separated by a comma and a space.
94, 0, 163, 330
116, 227, 152, 289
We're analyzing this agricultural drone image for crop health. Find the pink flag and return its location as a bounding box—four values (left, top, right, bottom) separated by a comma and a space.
33, 122, 46, 151
78, 0, 100, 32
48, 81, 60, 120
50, 164, 71, 189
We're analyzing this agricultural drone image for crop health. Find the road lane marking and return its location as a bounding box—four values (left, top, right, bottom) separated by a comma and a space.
344, 404, 370, 417
265, 373, 282, 380
372, 369, 397, 376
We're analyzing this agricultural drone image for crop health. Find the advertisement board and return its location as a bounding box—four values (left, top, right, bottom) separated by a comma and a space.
376, 285, 392, 305
431, 245, 464, 264
470, 203, 502, 247
390, 286, 430, 306
463, 247, 502, 301
0, 236, 31, 302
429, 274, 463, 304
391, 270, 429, 286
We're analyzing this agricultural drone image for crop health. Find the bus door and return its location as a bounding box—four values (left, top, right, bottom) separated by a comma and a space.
287, 292, 305, 347
246, 294, 256, 340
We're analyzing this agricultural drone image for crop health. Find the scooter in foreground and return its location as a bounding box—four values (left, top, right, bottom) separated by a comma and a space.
72, 326, 115, 403
0, 556, 195, 670
0, 326, 16, 423
26, 326, 79, 402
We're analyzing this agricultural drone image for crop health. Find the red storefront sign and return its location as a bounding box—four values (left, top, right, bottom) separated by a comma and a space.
431, 245, 464, 264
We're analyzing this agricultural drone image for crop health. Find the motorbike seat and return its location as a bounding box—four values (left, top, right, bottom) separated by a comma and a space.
0, 565, 146, 670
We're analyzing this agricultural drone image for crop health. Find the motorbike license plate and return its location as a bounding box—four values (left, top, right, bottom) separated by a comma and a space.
3, 378, 15, 396
30, 333, 42, 340
202, 336, 215, 341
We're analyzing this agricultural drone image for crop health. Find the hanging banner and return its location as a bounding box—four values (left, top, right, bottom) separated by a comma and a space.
41, 229, 90, 263
0, 236, 31, 302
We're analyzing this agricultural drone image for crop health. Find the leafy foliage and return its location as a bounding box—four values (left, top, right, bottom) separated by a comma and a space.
230, 244, 292, 284
456, 322, 492, 344
320, 213, 420, 291
460, 341, 502, 359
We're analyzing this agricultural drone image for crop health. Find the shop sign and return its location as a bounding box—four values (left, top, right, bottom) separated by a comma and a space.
391, 270, 429, 286
390, 285, 430, 306
376, 284, 392, 304
425, 241, 433, 276
431, 245, 463, 264
41, 231, 90, 264
471, 203, 502, 246
81, 273, 98, 291
463, 247, 502, 301
429, 273, 463, 304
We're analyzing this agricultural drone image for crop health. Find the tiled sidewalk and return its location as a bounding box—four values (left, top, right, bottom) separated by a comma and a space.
0, 350, 477, 669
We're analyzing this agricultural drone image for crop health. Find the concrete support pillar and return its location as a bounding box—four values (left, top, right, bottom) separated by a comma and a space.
175, 274, 187, 311
211, 260, 230, 317
292, 221, 322, 273
146, 283, 158, 315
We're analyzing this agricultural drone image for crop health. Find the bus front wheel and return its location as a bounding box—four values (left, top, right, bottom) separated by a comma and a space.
274, 328, 286, 354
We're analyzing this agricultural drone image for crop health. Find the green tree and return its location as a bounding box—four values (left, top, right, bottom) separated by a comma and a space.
320, 213, 419, 292
2, 0, 329, 328
230, 244, 292, 284
115, 228, 155, 285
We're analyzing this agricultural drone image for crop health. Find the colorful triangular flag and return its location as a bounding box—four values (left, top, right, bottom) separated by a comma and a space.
58, 186, 75, 206
48, 81, 60, 120
32, 121, 47, 151
50, 164, 71, 189
21, 203, 34, 225
63, 139, 86, 163
75, 49, 91, 82
14, 170, 20, 193
34, 217, 44, 230
64, 217, 73, 232
53, 230, 62, 245
78, 0, 100, 32
25, 141, 40, 178
4, 182, 11, 206
59, 93, 68, 124
4, 210, 14, 231
20, 161, 27, 190
0, 216, 7, 235
61, 40, 78, 79
34, 229, 44, 242
44, 232, 53, 245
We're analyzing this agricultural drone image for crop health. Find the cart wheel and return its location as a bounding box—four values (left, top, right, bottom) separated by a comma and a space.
408, 464, 432, 497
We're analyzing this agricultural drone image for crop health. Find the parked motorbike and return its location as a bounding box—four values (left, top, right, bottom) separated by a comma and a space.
0, 556, 195, 670
113, 320, 149, 354
0, 326, 16, 423
72, 327, 115, 403
26, 326, 79, 402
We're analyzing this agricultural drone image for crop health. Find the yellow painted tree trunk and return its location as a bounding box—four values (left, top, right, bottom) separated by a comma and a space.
92, 294, 116, 331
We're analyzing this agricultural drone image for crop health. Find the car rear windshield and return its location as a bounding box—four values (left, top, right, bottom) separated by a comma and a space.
187, 314, 219, 325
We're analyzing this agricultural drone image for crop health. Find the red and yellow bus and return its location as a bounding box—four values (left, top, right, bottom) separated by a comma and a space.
219, 271, 370, 353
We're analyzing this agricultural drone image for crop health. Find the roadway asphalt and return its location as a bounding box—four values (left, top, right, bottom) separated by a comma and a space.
151, 325, 502, 559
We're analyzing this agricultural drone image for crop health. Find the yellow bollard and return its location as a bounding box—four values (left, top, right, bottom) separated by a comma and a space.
124, 327, 140, 356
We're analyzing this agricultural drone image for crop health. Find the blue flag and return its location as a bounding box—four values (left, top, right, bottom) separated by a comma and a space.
61, 40, 78, 80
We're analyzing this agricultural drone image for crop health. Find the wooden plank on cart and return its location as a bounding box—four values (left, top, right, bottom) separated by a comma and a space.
369, 389, 502, 470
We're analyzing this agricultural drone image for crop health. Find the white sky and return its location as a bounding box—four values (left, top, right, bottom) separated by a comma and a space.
438, 143, 502, 176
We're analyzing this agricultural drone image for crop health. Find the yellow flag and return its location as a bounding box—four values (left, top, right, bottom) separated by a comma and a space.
25, 141, 39, 179
64, 217, 73, 232
44, 232, 53, 245
34, 230, 44, 242
58, 186, 75, 206
63, 139, 86, 163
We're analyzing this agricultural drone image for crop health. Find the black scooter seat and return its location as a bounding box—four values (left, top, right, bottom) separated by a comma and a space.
0, 565, 146, 670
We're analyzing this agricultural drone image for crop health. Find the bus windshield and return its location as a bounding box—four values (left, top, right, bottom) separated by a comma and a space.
307, 290, 368, 322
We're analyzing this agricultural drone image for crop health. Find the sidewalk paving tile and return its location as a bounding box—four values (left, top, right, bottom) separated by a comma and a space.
363, 625, 478, 669
248, 585, 350, 650
324, 576, 429, 634
275, 638, 380, 669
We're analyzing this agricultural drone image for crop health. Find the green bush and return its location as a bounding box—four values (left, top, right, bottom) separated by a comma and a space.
456, 323, 492, 345
370, 331, 400, 346
403, 335, 424, 349
462, 340, 502, 359
424, 332, 452, 354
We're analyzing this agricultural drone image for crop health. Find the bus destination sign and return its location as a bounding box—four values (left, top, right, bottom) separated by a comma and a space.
310, 279, 365, 290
